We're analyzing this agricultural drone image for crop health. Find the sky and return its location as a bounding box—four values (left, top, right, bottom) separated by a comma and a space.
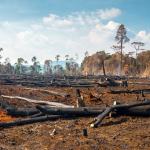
0, 0, 149, 64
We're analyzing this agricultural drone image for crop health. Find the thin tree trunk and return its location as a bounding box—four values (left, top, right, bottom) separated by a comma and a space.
102, 60, 106, 76
120, 39, 123, 75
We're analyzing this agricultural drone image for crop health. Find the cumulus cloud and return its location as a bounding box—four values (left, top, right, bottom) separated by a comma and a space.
43, 8, 122, 27
130, 30, 150, 51
137, 31, 150, 42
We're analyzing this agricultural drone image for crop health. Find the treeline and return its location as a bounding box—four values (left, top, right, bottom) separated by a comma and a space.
0, 55, 80, 76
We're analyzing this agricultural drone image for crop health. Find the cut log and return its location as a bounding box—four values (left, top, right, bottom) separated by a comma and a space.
36, 105, 104, 116
0, 101, 40, 117
0, 115, 61, 128
1, 95, 74, 108
24, 87, 70, 98
6, 107, 40, 117
117, 105, 150, 116
91, 99, 150, 128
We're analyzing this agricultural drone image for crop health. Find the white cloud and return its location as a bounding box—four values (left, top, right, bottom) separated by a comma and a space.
130, 30, 150, 51
137, 31, 150, 42
105, 21, 120, 30
43, 8, 122, 28
96, 8, 122, 20
43, 14, 73, 27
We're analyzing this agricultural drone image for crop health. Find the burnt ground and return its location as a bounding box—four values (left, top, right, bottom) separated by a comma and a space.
0, 81, 150, 150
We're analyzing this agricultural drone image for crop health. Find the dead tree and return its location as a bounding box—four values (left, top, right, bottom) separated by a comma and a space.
131, 41, 145, 75
75, 89, 85, 107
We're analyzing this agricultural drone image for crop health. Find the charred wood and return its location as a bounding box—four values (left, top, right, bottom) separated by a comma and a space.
91, 99, 150, 128
0, 115, 61, 128
36, 105, 104, 117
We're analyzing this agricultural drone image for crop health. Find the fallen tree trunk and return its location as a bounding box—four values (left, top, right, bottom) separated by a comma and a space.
24, 87, 70, 98
36, 105, 104, 116
91, 99, 150, 128
110, 89, 150, 94
1, 95, 74, 108
119, 105, 150, 116
129, 82, 150, 86
0, 115, 61, 128
6, 108, 40, 117
0, 101, 40, 117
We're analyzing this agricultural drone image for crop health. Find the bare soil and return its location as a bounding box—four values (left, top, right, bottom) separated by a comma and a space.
0, 81, 150, 150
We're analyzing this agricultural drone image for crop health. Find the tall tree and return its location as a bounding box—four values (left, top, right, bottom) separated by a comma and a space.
55, 55, 60, 62
115, 24, 130, 75
0, 48, 3, 72
44, 59, 52, 75
65, 55, 70, 75
3, 57, 14, 74
30, 56, 41, 75
15, 58, 27, 74
96, 51, 110, 76
85, 51, 89, 58
65, 54, 69, 61
131, 41, 145, 75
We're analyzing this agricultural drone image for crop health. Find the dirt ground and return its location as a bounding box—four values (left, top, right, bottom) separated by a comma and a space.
0, 81, 150, 150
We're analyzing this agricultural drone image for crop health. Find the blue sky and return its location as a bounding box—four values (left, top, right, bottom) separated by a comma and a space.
0, 0, 149, 64
0, 0, 149, 31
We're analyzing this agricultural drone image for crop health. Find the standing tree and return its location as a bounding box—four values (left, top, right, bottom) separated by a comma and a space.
30, 56, 41, 75
0, 48, 3, 60
3, 57, 14, 74
115, 24, 130, 75
0, 48, 3, 72
97, 51, 110, 76
55, 55, 60, 63
44, 59, 52, 75
131, 42, 145, 75
15, 58, 27, 74
65, 54, 70, 75
85, 51, 89, 58
65, 54, 69, 61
